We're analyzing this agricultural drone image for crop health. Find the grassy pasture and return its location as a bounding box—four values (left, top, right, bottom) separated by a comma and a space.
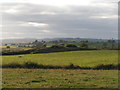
2, 69, 118, 88
2, 50, 119, 88
2, 50, 118, 67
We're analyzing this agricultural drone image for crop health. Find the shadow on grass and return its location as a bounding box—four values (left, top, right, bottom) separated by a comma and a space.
1, 62, 120, 70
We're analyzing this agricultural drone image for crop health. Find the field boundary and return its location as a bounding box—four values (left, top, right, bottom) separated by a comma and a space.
1, 62, 119, 70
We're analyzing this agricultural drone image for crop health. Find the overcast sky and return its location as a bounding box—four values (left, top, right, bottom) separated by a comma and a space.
0, 0, 119, 39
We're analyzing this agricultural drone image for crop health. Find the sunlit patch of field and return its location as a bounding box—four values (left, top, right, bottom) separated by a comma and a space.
2, 50, 118, 67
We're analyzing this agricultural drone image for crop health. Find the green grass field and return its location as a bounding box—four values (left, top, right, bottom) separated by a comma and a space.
2, 50, 119, 88
2, 69, 118, 88
2, 50, 118, 67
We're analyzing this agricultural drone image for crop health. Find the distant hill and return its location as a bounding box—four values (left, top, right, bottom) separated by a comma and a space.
43, 38, 109, 42
2, 38, 38, 44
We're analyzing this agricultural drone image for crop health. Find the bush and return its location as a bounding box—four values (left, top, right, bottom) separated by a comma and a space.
66, 44, 77, 48
80, 41, 88, 48
23, 62, 40, 68
51, 45, 64, 49
93, 64, 118, 70
2, 62, 22, 68
6, 46, 10, 49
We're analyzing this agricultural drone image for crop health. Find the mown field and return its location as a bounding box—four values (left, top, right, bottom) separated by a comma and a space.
2, 69, 118, 88
2, 50, 118, 67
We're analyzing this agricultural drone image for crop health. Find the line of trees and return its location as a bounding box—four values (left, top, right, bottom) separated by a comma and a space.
4, 39, 119, 50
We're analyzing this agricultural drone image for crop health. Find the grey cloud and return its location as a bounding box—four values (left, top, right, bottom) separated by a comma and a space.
2, 2, 118, 39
